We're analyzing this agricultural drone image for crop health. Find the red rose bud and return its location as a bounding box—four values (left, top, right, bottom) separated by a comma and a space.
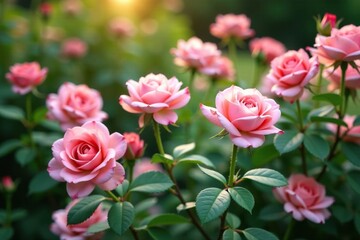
39, 2, 52, 20
2, 176, 15, 192
123, 132, 145, 160
316, 13, 338, 36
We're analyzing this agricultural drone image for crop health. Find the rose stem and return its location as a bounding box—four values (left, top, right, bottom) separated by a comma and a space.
296, 100, 307, 176
283, 218, 296, 240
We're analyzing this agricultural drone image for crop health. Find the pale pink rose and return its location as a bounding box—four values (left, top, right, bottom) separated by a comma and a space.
200, 85, 282, 148
119, 73, 190, 127
324, 60, 360, 90
61, 38, 87, 58
327, 115, 360, 145
108, 17, 135, 38
273, 174, 334, 224
210, 14, 255, 40
309, 24, 360, 66
170, 37, 221, 70
199, 56, 235, 80
46, 82, 108, 131
266, 49, 319, 103
6, 62, 47, 95
51, 199, 107, 240
47, 121, 127, 198
123, 132, 145, 160
133, 158, 163, 179
62, 0, 83, 16
249, 37, 286, 64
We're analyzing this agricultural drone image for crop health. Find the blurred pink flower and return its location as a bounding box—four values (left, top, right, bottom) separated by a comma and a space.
62, 0, 83, 16
273, 174, 334, 224
108, 17, 135, 38
39, 2, 52, 19
210, 14, 255, 40
48, 121, 127, 198
327, 115, 360, 145
61, 38, 87, 58
200, 85, 282, 148
170, 37, 221, 70
46, 82, 108, 131
249, 37, 286, 64
133, 158, 163, 179
123, 132, 145, 160
6, 62, 47, 95
1, 176, 15, 192
324, 60, 360, 90
119, 73, 190, 127
266, 49, 319, 103
51, 199, 107, 240
199, 56, 235, 80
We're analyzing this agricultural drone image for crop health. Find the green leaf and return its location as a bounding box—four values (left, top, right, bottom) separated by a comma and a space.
342, 142, 360, 167
252, 144, 280, 167
33, 107, 48, 123
196, 187, 231, 224
177, 154, 215, 168
310, 116, 347, 127
151, 153, 174, 165
11, 209, 27, 222
115, 180, 129, 197
226, 212, 241, 229
108, 201, 134, 236
223, 229, 242, 240
332, 205, 353, 223
242, 228, 278, 240
15, 147, 36, 166
147, 214, 189, 227
87, 221, 110, 234
135, 198, 158, 214
303, 134, 330, 160
347, 171, 360, 194
274, 130, 304, 154
129, 171, 173, 193
228, 187, 254, 214
176, 202, 196, 212
173, 142, 195, 158
354, 213, 360, 235
197, 164, 226, 185
67, 195, 106, 225
312, 93, 342, 106
147, 227, 171, 240
242, 168, 287, 187
33, 131, 63, 146
0, 105, 25, 121
307, 105, 334, 119
28, 171, 58, 194
0, 227, 13, 240
258, 204, 287, 221
0, 139, 22, 158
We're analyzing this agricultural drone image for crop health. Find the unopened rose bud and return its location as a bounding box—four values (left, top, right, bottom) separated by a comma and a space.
39, 2, 52, 20
316, 13, 338, 36
2, 176, 15, 192
123, 132, 145, 160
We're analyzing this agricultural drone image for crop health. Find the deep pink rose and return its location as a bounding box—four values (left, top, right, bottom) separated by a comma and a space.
273, 174, 334, 224
210, 14, 255, 40
1, 176, 15, 192
6, 62, 47, 95
119, 73, 190, 127
170, 37, 221, 70
310, 24, 360, 66
108, 17, 135, 38
327, 115, 360, 145
324, 60, 360, 90
123, 132, 145, 160
47, 121, 127, 198
46, 82, 108, 131
200, 85, 282, 148
133, 158, 163, 179
249, 37, 286, 64
266, 49, 319, 103
61, 38, 87, 58
51, 199, 107, 240
199, 56, 235, 80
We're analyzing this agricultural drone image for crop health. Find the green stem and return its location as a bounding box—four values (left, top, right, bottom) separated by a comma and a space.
105, 190, 119, 202
252, 61, 266, 88
127, 160, 135, 183
5, 193, 12, 227
153, 121, 165, 155
228, 38, 239, 85
227, 145, 238, 187
283, 218, 295, 240
339, 62, 348, 118
0, 0, 5, 26
26, 93, 34, 148
314, 64, 324, 109
296, 100, 307, 175
295, 100, 304, 131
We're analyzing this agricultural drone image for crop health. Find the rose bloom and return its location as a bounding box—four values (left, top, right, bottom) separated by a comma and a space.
108, 17, 135, 38
200, 85, 282, 148
48, 121, 127, 198
309, 24, 360, 66
46, 82, 108, 131
123, 132, 145, 160
249, 37, 286, 64
199, 56, 235, 80
170, 37, 221, 70
119, 73, 190, 127
133, 158, 163, 179
6, 62, 47, 95
62, 0, 83, 16
324, 60, 360, 90
327, 115, 360, 145
210, 14, 255, 40
266, 48, 319, 103
51, 199, 107, 240
61, 38, 87, 58
273, 174, 334, 224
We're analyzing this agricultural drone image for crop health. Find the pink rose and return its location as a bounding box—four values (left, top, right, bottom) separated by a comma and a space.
1, 176, 15, 192
273, 174, 334, 224
199, 56, 235, 80
133, 158, 163, 179
6, 62, 47, 95
324, 60, 360, 90
119, 73, 190, 127
62, 0, 83, 16
210, 14, 255, 40
266, 49, 319, 103
249, 37, 286, 64
327, 115, 360, 145
108, 17, 135, 38
51, 199, 107, 240
170, 37, 221, 70
123, 132, 145, 160
47, 121, 127, 198
310, 24, 360, 66
61, 38, 87, 58
200, 85, 282, 148
46, 82, 108, 131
